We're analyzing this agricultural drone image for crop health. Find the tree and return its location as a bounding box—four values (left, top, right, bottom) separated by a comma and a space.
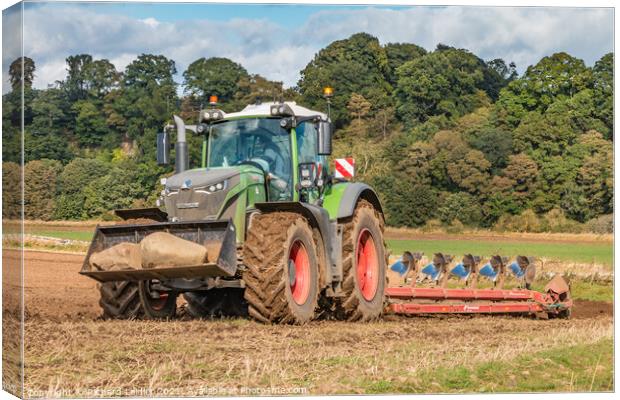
24, 131, 74, 163
82, 165, 146, 218
394, 47, 488, 124
530, 154, 580, 214
346, 93, 372, 122
437, 192, 482, 226
119, 54, 178, 142
384, 42, 427, 85
481, 58, 517, 101
9, 56, 35, 91
446, 149, 491, 194
73, 100, 111, 147
54, 158, 109, 219
394, 141, 435, 186
487, 58, 517, 82
84, 59, 120, 97
30, 88, 69, 135
183, 57, 248, 107
124, 54, 176, 89
502, 153, 539, 208
233, 74, 292, 109
465, 125, 512, 171
2, 162, 21, 219
592, 53, 613, 137
558, 131, 613, 221
495, 52, 592, 127
24, 159, 62, 220
298, 32, 391, 127
373, 175, 438, 227
367, 106, 396, 140
64, 54, 94, 101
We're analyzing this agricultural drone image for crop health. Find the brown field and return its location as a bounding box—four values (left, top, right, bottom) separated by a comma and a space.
2, 249, 614, 397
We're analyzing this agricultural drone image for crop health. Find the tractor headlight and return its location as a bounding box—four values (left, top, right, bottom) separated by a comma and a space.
200, 109, 224, 123
204, 180, 227, 193
269, 103, 295, 117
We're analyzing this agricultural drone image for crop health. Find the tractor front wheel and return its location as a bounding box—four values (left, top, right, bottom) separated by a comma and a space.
338, 200, 387, 321
183, 289, 248, 319
98, 281, 143, 319
242, 212, 319, 324
138, 280, 177, 319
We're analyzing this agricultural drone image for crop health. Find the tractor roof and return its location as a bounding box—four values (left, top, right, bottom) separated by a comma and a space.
224, 101, 327, 120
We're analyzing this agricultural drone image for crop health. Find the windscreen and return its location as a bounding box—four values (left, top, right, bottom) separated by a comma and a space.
208, 118, 293, 200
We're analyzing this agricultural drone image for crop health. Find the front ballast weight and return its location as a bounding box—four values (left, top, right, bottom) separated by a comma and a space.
386, 252, 572, 319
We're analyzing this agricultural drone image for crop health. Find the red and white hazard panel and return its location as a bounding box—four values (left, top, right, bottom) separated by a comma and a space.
334, 158, 355, 179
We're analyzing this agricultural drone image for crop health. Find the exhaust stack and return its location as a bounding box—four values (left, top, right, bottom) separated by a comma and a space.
173, 115, 189, 173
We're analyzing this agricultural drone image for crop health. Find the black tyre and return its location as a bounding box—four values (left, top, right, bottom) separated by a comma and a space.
99, 281, 143, 319
98, 217, 158, 319
242, 212, 320, 324
338, 200, 387, 321
138, 280, 177, 319
183, 289, 248, 319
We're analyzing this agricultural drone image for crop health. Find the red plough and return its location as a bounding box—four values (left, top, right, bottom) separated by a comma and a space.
385, 252, 573, 319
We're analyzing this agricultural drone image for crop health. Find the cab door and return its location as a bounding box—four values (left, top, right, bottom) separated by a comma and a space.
295, 121, 327, 203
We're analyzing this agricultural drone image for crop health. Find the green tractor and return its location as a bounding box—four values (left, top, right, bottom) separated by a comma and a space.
80, 100, 387, 324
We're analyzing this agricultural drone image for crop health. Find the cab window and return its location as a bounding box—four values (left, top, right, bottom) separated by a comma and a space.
296, 121, 319, 164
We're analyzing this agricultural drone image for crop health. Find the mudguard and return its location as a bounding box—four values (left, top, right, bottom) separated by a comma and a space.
323, 182, 383, 220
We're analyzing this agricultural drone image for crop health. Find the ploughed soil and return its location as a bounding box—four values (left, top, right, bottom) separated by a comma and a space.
4, 249, 611, 321
571, 299, 614, 319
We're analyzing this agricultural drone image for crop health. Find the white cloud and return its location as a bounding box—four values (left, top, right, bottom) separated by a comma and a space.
296, 6, 613, 72
7, 4, 613, 94
140, 17, 160, 28
2, 4, 22, 92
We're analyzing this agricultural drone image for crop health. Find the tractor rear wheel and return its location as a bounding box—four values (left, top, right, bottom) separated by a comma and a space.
183, 289, 248, 318
242, 212, 319, 324
99, 281, 143, 319
338, 200, 387, 321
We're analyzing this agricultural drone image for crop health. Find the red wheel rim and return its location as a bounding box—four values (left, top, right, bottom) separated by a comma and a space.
356, 229, 379, 301
146, 281, 168, 311
289, 240, 311, 305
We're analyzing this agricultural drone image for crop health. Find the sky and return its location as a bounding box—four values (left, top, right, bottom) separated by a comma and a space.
1, 2, 615, 93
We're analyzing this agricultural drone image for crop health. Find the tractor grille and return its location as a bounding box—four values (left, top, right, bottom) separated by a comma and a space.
164, 175, 240, 221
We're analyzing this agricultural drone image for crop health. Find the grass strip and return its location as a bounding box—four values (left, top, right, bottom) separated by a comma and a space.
387, 238, 612, 267
361, 338, 613, 393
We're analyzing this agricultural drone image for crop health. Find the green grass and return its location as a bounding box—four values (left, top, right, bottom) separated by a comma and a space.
529, 280, 613, 302
25, 230, 93, 241
569, 281, 614, 302
387, 238, 612, 267
360, 339, 613, 393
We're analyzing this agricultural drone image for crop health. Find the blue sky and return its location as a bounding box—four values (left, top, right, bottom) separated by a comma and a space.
2, 2, 614, 92
74, 2, 411, 27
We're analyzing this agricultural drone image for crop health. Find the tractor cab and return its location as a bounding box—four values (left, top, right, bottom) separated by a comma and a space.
156, 100, 334, 234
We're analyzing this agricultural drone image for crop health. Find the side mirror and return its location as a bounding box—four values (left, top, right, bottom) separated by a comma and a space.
317, 121, 333, 155
157, 131, 170, 165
